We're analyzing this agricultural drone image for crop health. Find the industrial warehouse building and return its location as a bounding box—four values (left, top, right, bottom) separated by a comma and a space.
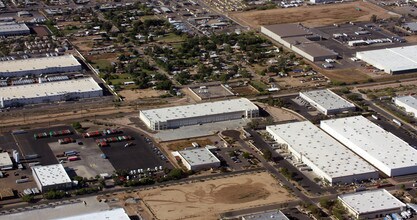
174, 147, 220, 171
0, 152, 13, 170
394, 96, 417, 118
0, 55, 82, 77
300, 89, 356, 115
139, 98, 259, 130
338, 189, 406, 219
261, 24, 338, 62
0, 77, 103, 108
356, 45, 417, 74
266, 121, 378, 185
0, 22, 30, 36
32, 164, 72, 192
321, 116, 417, 177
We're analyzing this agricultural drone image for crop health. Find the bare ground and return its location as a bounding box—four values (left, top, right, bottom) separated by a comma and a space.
138, 172, 296, 220
231, 1, 397, 29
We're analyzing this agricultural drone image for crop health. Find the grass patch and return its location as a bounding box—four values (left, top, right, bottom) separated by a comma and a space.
92, 59, 112, 70
157, 33, 186, 43
166, 139, 213, 151
109, 73, 134, 85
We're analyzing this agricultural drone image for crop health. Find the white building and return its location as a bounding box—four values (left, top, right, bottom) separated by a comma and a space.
356, 45, 417, 74
57, 208, 130, 220
0, 55, 82, 77
338, 189, 406, 219
321, 116, 417, 177
266, 121, 378, 185
0, 77, 103, 108
299, 89, 356, 115
241, 210, 289, 220
0, 23, 30, 36
32, 164, 72, 192
175, 147, 221, 171
139, 98, 259, 130
310, 0, 335, 3
394, 96, 417, 118
0, 152, 13, 170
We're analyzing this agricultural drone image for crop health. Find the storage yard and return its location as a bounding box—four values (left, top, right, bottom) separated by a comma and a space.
138, 172, 296, 220
231, 1, 395, 29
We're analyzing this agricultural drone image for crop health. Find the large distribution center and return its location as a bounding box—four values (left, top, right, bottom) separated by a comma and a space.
139, 98, 259, 130
356, 45, 417, 74
299, 89, 356, 115
321, 116, 417, 177
0, 77, 103, 108
32, 164, 72, 192
58, 208, 130, 220
338, 189, 406, 219
266, 121, 378, 185
0, 22, 30, 36
261, 24, 338, 62
175, 147, 221, 171
0, 55, 82, 77
394, 96, 417, 118
0, 152, 13, 170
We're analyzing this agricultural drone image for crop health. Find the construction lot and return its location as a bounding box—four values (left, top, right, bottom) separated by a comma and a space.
188, 85, 234, 101
138, 172, 296, 220
231, 1, 396, 29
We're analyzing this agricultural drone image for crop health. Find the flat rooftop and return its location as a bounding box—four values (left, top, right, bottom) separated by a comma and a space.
300, 89, 355, 111
403, 22, 417, 32
262, 23, 312, 38
178, 147, 220, 166
0, 152, 12, 167
242, 210, 289, 220
339, 189, 405, 215
266, 121, 377, 179
395, 95, 417, 111
57, 208, 130, 220
356, 45, 417, 73
0, 23, 29, 33
32, 164, 71, 187
0, 77, 102, 101
321, 116, 417, 170
0, 55, 81, 74
140, 98, 258, 123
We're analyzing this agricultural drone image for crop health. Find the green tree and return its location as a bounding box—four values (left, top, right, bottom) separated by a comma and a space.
22, 194, 35, 203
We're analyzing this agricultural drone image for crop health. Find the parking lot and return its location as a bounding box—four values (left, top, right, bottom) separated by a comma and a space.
188, 84, 234, 100
97, 128, 172, 172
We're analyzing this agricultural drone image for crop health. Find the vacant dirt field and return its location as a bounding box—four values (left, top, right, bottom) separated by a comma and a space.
138, 172, 296, 220
231, 1, 396, 28
119, 89, 166, 101
321, 68, 370, 83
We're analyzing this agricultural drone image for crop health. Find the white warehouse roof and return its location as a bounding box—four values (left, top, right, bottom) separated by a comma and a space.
32, 164, 72, 187
0, 152, 13, 168
321, 116, 417, 176
338, 189, 405, 215
395, 96, 417, 117
57, 208, 130, 220
0, 55, 81, 74
300, 89, 355, 112
0, 77, 102, 101
0, 23, 29, 33
266, 121, 377, 181
178, 147, 220, 167
356, 45, 417, 74
140, 98, 258, 123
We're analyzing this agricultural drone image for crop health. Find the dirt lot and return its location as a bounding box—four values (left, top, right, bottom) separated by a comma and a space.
321, 68, 370, 83
138, 172, 296, 220
119, 89, 166, 101
164, 138, 214, 151
231, 1, 396, 28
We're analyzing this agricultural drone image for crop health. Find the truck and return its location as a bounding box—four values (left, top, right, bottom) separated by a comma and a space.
82, 131, 101, 138
391, 213, 403, 220
385, 215, 393, 220
64, 150, 77, 156
68, 156, 79, 161
393, 119, 402, 127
